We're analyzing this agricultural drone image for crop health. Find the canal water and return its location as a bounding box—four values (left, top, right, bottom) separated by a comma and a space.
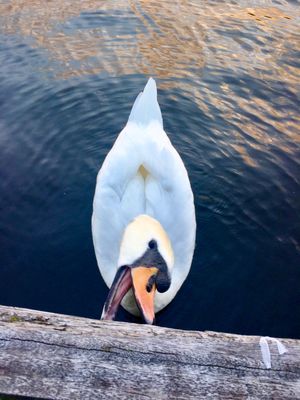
0, 0, 299, 338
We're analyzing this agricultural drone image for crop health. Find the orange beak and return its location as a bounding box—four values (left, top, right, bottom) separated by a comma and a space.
131, 266, 158, 324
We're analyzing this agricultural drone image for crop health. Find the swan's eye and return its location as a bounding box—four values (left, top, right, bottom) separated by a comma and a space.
148, 239, 157, 250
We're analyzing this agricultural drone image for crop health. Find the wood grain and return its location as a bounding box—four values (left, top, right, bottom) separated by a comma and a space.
0, 305, 299, 399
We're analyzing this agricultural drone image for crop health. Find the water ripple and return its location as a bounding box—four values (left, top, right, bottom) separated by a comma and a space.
0, 0, 299, 337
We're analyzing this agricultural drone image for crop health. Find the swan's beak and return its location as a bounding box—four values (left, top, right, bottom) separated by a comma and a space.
101, 266, 132, 321
131, 266, 158, 325
101, 265, 158, 324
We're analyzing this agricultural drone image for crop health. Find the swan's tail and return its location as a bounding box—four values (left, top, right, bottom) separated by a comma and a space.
128, 78, 163, 127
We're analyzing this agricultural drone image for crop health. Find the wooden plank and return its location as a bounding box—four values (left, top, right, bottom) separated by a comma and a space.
0, 305, 299, 399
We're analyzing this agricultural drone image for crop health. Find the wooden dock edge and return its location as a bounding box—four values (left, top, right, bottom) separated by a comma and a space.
0, 305, 299, 399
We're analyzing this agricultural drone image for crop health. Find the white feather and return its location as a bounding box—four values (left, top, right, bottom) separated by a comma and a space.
128, 77, 163, 127
259, 336, 288, 369
274, 338, 288, 355
260, 337, 271, 369
92, 78, 196, 315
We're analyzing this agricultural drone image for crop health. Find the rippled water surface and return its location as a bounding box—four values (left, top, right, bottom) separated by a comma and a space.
0, 0, 299, 338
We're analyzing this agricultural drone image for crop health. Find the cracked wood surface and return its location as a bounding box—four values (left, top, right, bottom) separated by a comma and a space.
0, 305, 299, 399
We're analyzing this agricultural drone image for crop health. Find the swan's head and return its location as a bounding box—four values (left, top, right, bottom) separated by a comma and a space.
101, 214, 174, 324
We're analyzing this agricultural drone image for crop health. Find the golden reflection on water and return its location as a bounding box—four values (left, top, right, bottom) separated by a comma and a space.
1, 0, 299, 162
0, 0, 298, 82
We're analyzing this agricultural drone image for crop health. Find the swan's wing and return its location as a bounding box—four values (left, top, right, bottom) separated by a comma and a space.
92, 154, 145, 287
92, 78, 196, 311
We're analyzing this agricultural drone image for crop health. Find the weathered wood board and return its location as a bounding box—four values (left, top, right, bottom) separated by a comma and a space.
0, 305, 299, 399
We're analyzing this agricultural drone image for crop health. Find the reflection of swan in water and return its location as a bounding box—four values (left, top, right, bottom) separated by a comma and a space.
92, 78, 196, 323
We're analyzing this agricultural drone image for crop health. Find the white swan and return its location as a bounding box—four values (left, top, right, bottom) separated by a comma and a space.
92, 78, 196, 324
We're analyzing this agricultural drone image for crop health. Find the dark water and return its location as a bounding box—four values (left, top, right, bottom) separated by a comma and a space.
0, 0, 299, 338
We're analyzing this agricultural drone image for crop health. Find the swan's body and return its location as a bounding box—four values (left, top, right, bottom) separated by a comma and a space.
92, 78, 196, 322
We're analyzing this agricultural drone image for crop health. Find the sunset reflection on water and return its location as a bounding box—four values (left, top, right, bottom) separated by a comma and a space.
0, 0, 299, 337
